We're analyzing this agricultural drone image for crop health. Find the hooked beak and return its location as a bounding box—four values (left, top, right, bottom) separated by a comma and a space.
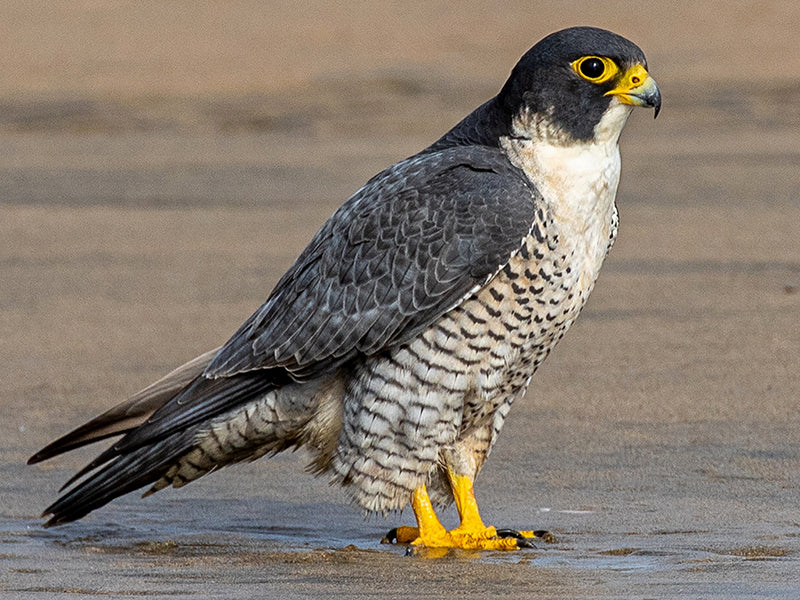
605, 64, 662, 118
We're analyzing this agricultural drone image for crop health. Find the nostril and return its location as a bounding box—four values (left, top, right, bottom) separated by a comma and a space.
631, 76, 641, 84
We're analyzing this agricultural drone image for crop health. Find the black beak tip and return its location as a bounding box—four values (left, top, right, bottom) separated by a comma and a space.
651, 88, 662, 119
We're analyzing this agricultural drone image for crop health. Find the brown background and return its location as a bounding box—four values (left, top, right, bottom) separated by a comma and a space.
2, 1, 799, 598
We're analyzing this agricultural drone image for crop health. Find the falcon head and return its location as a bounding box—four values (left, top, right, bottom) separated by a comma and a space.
498, 26, 661, 144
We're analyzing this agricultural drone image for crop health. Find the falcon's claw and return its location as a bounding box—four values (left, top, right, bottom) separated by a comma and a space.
495, 528, 557, 545
390, 482, 555, 551
381, 527, 399, 544
383, 525, 556, 549
515, 536, 538, 549
381, 525, 419, 545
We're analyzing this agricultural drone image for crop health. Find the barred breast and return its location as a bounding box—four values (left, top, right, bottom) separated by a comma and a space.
331, 196, 617, 513
153, 174, 618, 515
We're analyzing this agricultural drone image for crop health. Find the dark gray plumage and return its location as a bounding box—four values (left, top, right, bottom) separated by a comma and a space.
30, 27, 660, 549
206, 147, 538, 379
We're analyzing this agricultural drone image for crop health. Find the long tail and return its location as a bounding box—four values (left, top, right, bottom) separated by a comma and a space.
39, 430, 198, 526
28, 349, 217, 466
28, 348, 277, 527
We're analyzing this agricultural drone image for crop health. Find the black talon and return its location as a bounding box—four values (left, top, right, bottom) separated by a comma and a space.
533, 529, 557, 544
381, 528, 399, 544
495, 528, 539, 549
516, 536, 539, 549
495, 528, 522, 538
495, 528, 557, 547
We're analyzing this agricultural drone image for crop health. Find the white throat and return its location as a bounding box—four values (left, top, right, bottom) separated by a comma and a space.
500, 102, 633, 286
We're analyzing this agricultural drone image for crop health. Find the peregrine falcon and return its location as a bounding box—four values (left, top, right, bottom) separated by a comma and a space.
29, 27, 660, 551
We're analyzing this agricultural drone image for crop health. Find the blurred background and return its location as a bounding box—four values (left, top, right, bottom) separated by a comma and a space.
1, 2, 799, 598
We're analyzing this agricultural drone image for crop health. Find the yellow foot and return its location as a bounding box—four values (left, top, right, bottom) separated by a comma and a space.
419, 524, 516, 550
389, 482, 556, 552
382, 525, 556, 550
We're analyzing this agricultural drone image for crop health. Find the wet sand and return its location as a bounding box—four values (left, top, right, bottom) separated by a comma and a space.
2, 2, 800, 598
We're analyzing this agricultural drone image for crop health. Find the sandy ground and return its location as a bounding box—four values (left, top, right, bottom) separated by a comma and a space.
2, 2, 800, 598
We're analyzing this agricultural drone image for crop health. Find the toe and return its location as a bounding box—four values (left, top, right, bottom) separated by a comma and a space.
495, 528, 557, 547
381, 525, 420, 544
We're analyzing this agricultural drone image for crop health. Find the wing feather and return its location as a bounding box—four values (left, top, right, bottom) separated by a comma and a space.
205, 145, 539, 380
42, 145, 539, 472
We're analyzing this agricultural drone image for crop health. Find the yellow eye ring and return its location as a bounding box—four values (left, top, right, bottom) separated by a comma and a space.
572, 56, 619, 84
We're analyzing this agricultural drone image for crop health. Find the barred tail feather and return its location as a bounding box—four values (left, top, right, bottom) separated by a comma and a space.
41, 430, 196, 527
29, 348, 280, 526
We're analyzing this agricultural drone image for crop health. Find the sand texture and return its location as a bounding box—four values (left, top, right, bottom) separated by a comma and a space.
2, 2, 799, 598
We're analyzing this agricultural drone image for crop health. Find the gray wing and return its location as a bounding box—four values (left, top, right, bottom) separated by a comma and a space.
206, 144, 538, 380
102, 145, 538, 457
31, 145, 541, 525
69, 146, 538, 455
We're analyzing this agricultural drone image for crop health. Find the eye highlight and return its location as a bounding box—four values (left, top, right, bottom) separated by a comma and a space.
572, 56, 618, 84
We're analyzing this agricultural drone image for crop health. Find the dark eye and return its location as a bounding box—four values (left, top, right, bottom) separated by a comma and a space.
579, 58, 605, 79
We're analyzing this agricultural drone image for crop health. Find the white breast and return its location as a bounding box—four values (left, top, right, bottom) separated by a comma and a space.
501, 103, 632, 290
